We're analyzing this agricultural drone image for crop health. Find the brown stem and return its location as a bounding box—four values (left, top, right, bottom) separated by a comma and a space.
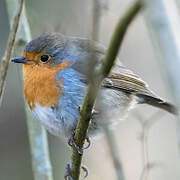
0, 0, 24, 105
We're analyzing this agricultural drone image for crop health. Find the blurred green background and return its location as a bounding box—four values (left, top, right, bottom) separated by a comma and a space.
0, 0, 180, 180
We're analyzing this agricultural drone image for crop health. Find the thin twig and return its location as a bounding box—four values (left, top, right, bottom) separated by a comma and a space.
0, 0, 24, 105
103, 125, 125, 180
5, 1, 53, 180
70, 1, 143, 179
134, 111, 163, 180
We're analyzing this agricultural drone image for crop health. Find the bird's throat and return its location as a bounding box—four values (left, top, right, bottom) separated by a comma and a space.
23, 61, 71, 110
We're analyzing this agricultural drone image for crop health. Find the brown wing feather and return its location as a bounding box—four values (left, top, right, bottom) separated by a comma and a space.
70, 38, 176, 114
102, 65, 176, 114
103, 64, 158, 99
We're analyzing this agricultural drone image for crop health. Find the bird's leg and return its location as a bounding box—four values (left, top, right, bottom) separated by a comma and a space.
67, 107, 91, 154
64, 163, 73, 180
68, 129, 83, 155
68, 129, 91, 155
64, 164, 88, 180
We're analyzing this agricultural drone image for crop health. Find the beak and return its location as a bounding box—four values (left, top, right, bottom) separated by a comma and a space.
11, 57, 28, 64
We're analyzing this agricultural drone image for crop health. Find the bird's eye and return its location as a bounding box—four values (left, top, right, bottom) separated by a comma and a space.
40, 55, 50, 63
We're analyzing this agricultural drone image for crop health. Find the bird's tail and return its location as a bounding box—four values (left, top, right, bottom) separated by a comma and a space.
136, 94, 177, 115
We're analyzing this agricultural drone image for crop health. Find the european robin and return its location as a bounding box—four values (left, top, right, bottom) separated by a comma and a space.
11, 32, 176, 139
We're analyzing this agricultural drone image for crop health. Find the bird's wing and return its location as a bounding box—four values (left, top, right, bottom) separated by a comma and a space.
103, 64, 158, 99
69, 38, 159, 99
105, 64, 178, 114
66, 37, 176, 114
67, 38, 176, 114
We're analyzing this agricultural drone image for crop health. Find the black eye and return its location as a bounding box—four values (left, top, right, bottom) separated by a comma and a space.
40, 55, 50, 63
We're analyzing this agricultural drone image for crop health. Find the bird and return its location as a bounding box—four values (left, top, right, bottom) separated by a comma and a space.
11, 32, 176, 139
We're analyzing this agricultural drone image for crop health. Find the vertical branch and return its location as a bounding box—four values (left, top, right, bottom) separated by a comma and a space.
90, 1, 125, 179
0, 0, 24, 105
5, 1, 53, 180
70, 1, 143, 180
143, 0, 180, 150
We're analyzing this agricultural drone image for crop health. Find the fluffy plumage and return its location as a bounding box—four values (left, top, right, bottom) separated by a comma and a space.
12, 32, 176, 137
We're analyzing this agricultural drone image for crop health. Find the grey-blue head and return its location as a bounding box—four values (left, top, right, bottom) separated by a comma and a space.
11, 32, 105, 75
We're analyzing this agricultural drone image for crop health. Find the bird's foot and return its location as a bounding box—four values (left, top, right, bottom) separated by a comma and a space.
81, 165, 88, 179
64, 163, 88, 180
68, 130, 91, 155
92, 109, 99, 115
83, 136, 91, 150
64, 163, 73, 180
68, 130, 82, 155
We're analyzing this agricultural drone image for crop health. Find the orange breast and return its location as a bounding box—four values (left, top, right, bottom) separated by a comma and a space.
23, 61, 71, 110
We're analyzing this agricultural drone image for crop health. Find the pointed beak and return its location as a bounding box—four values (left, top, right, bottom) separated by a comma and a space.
11, 57, 28, 64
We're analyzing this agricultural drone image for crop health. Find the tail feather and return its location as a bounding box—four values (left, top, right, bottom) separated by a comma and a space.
136, 94, 177, 115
